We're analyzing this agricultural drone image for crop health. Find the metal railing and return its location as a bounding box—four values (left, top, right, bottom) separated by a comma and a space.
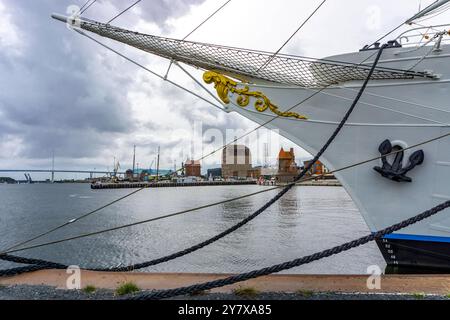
395, 23, 450, 47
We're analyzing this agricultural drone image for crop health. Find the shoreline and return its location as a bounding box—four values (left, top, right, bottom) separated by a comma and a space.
1, 271, 450, 299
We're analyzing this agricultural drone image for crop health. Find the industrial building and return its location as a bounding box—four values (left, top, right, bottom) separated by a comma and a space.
207, 168, 222, 179
221, 145, 254, 179
184, 160, 202, 177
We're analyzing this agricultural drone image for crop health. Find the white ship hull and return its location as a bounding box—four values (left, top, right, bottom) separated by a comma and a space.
224, 45, 450, 269
51, 11, 450, 269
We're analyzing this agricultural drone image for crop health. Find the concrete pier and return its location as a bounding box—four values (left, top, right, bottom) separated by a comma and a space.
91, 181, 257, 190
297, 179, 342, 187
2, 271, 450, 295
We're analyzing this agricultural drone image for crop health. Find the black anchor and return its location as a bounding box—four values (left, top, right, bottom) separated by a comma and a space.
373, 139, 425, 183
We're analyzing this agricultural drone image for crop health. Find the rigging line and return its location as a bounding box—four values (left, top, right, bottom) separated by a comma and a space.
0, 47, 411, 256
366, 22, 410, 50
359, 29, 439, 66
174, 62, 225, 106
368, 0, 445, 48
1, 130, 448, 257
163, 0, 232, 86
163, 30, 436, 179
133, 200, 450, 300
410, 21, 447, 33
81, 24, 427, 77
80, 0, 97, 15
370, 1, 436, 46
78, 0, 93, 13
257, 0, 327, 72
310, 131, 449, 179
415, 2, 450, 23
1, 188, 146, 253
4, 41, 440, 256
0, 187, 281, 255
407, 39, 438, 71
9, 12, 440, 272
341, 87, 450, 116
1, 30, 324, 253
0, 48, 450, 272
74, 29, 223, 111
320, 88, 448, 125
167, 36, 415, 177
182, 0, 232, 40
163, 86, 328, 178
107, 0, 142, 25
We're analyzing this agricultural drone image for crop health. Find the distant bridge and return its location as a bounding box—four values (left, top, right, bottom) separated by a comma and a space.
0, 169, 173, 175
0, 169, 125, 175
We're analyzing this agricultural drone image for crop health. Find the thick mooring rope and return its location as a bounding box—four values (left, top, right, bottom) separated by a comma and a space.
3, 131, 449, 258
0, 265, 49, 278
0, 45, 387, 276
132, 200, 450, 300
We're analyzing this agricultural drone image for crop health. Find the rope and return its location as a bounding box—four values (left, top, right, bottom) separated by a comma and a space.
407, 33, 442, 71
414, 2, 450, 23
106, 0, 142, 25
78, 0, 93, 13
132, 200, 450, 300
0, 265, 49, 278
6, 4, 441, 279
165, 1, 233, 79
258, 0, 327, 72
182, 0, 233, 40
77, 7, 329, 179
164, 86, 327, 178
0, 37, 327, 258
369, 0, 447, 48
80, 0, 97, 15
0, 130, 447, 262
0, 44, 386, 275
75, 29, 223, 111
1, 131, 448, 275
1, 187, 280, 256
0, 255, 67, 269
165, 7, 428, 180
2, 188, 145, 253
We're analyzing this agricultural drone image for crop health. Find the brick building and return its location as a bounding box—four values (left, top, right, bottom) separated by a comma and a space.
276, 148, 300, 183
184, 160, 201, 177
303, 160, 329, 176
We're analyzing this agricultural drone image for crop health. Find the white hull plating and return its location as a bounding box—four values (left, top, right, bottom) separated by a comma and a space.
225, 45, 450, 241
50, 11, 450, 267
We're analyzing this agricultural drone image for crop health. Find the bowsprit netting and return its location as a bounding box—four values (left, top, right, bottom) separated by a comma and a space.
59, 16, 432, 88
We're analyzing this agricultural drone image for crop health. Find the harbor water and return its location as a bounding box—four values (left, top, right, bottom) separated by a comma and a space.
0, 184, 385, 274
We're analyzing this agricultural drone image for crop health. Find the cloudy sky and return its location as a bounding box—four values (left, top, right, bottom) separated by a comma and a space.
0, 0, 445, 180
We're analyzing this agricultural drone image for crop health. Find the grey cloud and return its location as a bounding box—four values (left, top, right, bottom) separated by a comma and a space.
0, 1, 138, 160
135, 0, 205, 26
81, 0, 205, 30
0, 0, 246, 170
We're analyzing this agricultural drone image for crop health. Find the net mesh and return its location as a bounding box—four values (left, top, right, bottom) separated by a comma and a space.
78, 19, 430, 87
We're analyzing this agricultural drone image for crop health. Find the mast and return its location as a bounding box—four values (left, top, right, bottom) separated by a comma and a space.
156, 146, 160, 182
132, 145, 136, 180
51, 150, 55, 183
113, 156, 119, 177
405, 0, 450, 24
